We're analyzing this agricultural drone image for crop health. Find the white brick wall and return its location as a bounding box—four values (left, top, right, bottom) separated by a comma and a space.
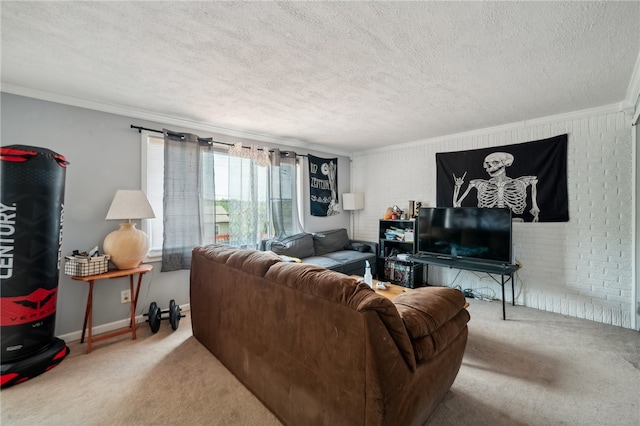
351, 107, 634, 328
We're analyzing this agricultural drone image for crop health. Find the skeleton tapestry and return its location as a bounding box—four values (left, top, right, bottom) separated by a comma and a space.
436, 134, 568, 222
308, 154, 339, 217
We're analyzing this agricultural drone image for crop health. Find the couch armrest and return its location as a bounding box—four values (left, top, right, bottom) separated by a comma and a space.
393, 287, 469, 363
349, 239, 378, 256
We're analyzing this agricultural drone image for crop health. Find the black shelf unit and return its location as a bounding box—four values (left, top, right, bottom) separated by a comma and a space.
378, 219, 425, 288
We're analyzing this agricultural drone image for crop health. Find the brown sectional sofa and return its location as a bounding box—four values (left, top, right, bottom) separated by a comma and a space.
190, 244, 470, 426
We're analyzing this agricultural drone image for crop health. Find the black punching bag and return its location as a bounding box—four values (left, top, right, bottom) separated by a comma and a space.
0, 145, 70, 388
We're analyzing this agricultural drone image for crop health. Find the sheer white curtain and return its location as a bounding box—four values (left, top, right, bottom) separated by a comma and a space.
270, 148, 303, 238
227, 145, 302, 245
227, 144, 269, 249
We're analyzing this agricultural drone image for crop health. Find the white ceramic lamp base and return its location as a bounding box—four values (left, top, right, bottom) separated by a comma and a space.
103, 222, 149, 270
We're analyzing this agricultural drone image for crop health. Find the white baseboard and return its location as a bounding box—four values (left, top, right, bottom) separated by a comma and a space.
57, 303, 190, 343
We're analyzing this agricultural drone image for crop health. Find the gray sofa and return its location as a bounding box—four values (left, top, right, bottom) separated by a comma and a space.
261, 228, 377, 276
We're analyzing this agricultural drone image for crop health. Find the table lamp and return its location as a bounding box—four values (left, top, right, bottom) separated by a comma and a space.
103, 190, 155, 269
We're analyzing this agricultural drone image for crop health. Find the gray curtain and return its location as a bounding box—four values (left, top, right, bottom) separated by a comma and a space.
160, 130, 301, 268
270, 149, 303, 238
161, 129, 209, 272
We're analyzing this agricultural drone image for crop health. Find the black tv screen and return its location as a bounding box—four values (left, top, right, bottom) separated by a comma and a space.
417, 207, 512, 264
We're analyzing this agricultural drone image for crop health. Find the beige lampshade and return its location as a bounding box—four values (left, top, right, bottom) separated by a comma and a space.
343, 193, 365, 211
105, 190, 156, 221
103, 190, 155, 270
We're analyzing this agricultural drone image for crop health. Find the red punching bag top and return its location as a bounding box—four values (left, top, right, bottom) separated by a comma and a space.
0, 145, 69, 167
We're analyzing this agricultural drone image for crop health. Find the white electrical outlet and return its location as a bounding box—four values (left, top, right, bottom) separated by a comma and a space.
121, 289, 131, 304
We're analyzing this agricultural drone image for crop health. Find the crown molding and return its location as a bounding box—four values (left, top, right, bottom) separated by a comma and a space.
353, 102, 629, 157
2, 82, 630, 158
0, 83, 350, 157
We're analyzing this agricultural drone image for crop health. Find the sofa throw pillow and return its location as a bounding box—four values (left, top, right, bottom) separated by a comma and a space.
266, 233, 315, 259
313, 228, 350, 256
349, 242, 371, 253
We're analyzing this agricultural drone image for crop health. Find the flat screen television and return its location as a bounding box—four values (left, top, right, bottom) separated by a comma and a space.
417, 207, 512, 265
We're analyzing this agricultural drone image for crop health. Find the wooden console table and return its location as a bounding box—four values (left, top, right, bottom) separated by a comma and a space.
409, 255, 519, 320
72, 264, 153, 353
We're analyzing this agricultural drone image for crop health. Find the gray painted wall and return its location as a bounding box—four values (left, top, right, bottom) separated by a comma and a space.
1, 93, 351, 336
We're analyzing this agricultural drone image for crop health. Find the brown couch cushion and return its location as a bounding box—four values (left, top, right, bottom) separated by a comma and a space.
265, 261, 365, 303
266, 232, 315, 259
265, 261, 418, 371
411, 309, 470, 363
394, 287, 468, 363
198, 244, 282, 277
394, 287, 466, 338
227, 249, 283, 277
313, 228, 350, 256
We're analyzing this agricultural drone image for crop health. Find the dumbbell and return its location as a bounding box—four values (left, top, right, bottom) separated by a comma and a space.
144, 299, 185, 333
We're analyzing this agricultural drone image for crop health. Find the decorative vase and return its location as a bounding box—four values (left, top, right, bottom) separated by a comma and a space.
103, 222, 149, 269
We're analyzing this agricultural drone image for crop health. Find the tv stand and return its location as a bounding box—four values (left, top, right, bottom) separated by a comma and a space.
409, 255, 520, 320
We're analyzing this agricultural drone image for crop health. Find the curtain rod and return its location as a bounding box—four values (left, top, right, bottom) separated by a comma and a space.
130, 125, 306, 157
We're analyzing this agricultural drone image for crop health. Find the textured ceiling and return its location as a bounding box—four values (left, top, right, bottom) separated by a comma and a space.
2, 1, 639, 154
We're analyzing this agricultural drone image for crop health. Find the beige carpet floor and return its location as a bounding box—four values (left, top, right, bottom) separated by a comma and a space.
1, 298, 639, 426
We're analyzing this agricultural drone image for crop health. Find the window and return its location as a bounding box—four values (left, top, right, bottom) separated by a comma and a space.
141, 133, 164, 259
141, 131, 301, 260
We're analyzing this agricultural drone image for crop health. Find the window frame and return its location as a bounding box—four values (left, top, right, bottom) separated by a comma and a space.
140, 131, 162, 262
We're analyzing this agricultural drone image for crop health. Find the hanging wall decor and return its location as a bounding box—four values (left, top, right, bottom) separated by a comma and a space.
308, 154, 339, 216
436, 134, 569, 222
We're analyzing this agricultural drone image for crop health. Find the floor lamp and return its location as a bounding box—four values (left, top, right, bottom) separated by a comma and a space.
342, 193, 364, 239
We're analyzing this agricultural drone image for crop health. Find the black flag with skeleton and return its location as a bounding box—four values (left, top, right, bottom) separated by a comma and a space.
436, 134, 568, 222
